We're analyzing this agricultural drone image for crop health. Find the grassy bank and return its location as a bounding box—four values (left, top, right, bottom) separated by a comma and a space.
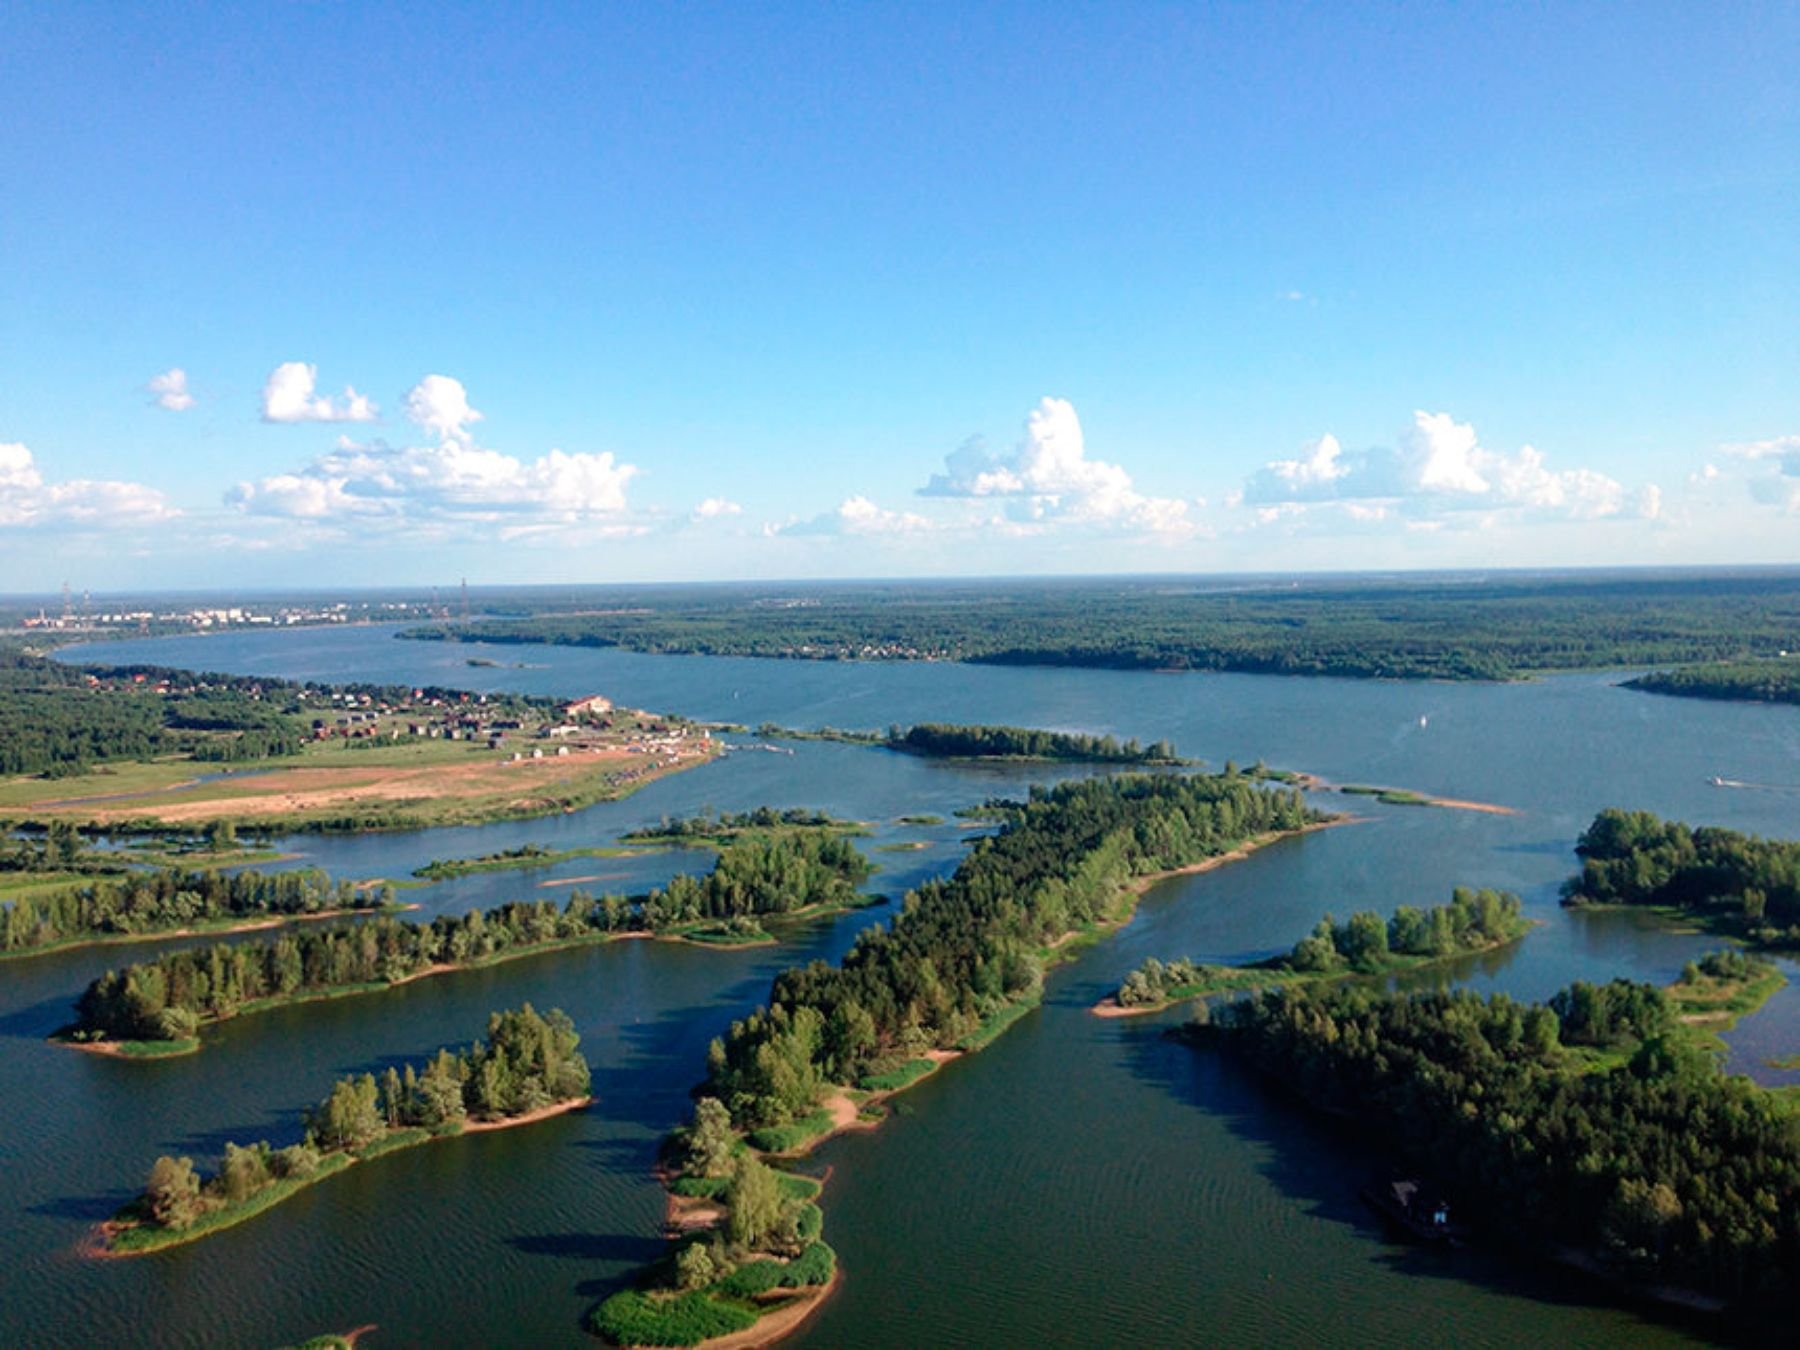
101, 1097, 589, 1256
1095, 917, 1537, 1018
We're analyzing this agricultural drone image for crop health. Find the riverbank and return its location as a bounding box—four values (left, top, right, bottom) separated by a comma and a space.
2, 734, 719, 834
0, 900, 418, 963
54, 897, 883, 1058
91, 1095, 591, 1258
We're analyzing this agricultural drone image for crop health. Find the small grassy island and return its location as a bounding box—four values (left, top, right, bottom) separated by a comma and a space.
0, 652, 717, 834
409, 842, 642, 881
60, 828, 876, 1056
589, 770, 1329, 1347
621, 806, 864, 845
1625, 659, 1800, 707
97, 1004, 590, 1256
753, 720, 1187, 765
1097, 887, 1532, 1016
1562, 807, 1800, 948
1182, 970, 1800, 1313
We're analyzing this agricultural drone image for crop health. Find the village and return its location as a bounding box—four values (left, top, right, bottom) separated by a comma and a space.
303, 690, 708, 769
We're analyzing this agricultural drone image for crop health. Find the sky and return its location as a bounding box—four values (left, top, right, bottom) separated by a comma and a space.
1, 1, 1796, 591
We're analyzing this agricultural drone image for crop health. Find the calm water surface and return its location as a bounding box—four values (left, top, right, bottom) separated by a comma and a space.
2, 626, 1792, 1346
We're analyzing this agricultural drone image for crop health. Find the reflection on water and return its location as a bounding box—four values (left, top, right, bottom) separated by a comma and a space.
0, 628, 1788, 1344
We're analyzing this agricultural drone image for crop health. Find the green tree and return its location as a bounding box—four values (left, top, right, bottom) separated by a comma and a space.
686, 1097, 736, 1178
725, 1154, 783, 1251
145, 1155, 204, 1229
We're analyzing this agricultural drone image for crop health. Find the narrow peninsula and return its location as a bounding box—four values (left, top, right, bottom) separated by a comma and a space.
589, 769, 1330, 1346
96, 1004, 590, 1255
60, 827, 875, 1057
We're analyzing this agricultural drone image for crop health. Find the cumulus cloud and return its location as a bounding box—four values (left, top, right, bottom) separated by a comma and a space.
0, 442, 175, 527
920, 397, 1190, 534
230, 375, 636, 531
261, 362, 378, 424
1712, 433, 1800, 514
147, 368, 195, 412
693, 497, 743, 520
772, 495, 934, 537
405, 374, 482, 444
1243, 410, 1652, 523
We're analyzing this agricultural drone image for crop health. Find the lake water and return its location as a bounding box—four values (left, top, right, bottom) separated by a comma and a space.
3, 624, 1794, 1347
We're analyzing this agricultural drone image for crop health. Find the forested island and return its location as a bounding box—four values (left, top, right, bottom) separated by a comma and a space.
64, 829, 875, 1055
1185, 974, 1800, 1310
3, 860, 392, 958
1562, 808, 1800, 947
1103, 887, 1530, 1014
1625, 659, 1800, 706
591, 770, 1325, 1346
399, 572, 1800, 682
100, 1004, 590, 1255
0, 650, 717, 833
622, 807, 859, 845
754, 721, 1185, 764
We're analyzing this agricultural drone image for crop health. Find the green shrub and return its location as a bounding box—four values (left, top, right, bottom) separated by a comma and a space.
587, 1290, 758, 1347
746, 1109, 833, 1154
858, 1058, 935, 1092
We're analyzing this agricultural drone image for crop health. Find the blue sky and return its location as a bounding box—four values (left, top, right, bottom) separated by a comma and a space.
1, 2, 1795, 590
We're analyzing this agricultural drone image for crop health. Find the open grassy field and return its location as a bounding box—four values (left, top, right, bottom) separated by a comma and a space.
0, 735, 718, 832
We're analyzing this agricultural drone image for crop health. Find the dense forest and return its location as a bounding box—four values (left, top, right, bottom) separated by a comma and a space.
1115, 887, 1525, 1006
3, 863, 377, 955
70, 830, 874, 1046
0, 652, 306, 774
887, 723, 1182, 763
622, 807, 848, 841
705, 772, 1317, 1127
1195, 979, 1800, 1303
400, 572, 1800, 681
1626, 660, 1800, 706
118, 1005, 589, 1249
1562, 808, 1800, 945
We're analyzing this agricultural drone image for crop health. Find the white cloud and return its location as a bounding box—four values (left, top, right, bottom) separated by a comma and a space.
1244, 433, 1349, 502
1716, 433, 1800, 514
147, 368, 195, 412
693, 497, 743, 520
920, 397, 1190, 535
231, 375, 637, 531
405, 374, 482, 444
773, 495, 934, 537
261, 362, 378, 424
0, 441, 175, 528
1242, 410, 1642, 523
1723, 433, 1800, 466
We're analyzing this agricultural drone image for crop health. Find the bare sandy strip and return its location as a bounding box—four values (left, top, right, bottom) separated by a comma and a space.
699, 1270, 844, 1350
460, 1095, 591, 1134
1425, 795, 1520, 815
32, 745, 714, 825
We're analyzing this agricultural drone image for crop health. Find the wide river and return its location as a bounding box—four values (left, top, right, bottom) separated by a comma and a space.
7, 625, 1797, 1347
